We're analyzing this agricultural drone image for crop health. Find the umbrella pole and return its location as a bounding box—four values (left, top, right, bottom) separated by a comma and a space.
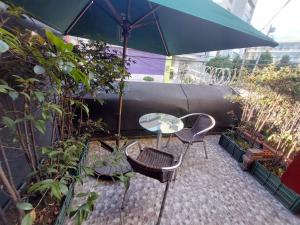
116, 28, 129, 148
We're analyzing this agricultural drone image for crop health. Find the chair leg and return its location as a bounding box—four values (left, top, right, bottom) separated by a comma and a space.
156, 181, 170, 225
174, 143, 191, 181
173, 169, 178, 182
203, 140, 208, 159
182, 143, 192, 161
121, 186, 129, 210
165, 134, 173, 148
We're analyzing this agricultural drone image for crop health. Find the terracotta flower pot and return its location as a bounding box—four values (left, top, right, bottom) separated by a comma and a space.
262, 143, 276, 158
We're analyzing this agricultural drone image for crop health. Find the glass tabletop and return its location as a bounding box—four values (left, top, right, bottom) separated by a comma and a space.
139, 113, 184, 134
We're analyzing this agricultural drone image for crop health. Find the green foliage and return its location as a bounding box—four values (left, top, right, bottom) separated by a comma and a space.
17, 202, 35, 225
278, 55, 291, 68
21, 213, 33, 225
93, 150, 135, 190
261, 160, 286, 177
253, 66, 300, 100
29, 179, 68, 200
143, 76, 154, 82
68, 192, 98, 225
232, 55, 242, 71
0, 5, 125, 225
45, 30, 74, 53
75, 40, 130, 92
16, 202, 33, 211
244, 59, 256, 72
183, 75, 194, 84
235, 66, 300, 164
94, 149, 127, 167
258, 51, 273, 67
2, 116, 16, 131
206, 56, 233, 69
114, 172, 134, 190
226, 130, 251, 150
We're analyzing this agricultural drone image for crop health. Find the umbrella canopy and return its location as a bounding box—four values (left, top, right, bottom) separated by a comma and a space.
11, 0, 277, 56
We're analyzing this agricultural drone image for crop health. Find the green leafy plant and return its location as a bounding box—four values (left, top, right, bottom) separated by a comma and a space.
68, 192, 98, 225
16, 202, 35, 225
206, 56, 233, 69
92, 149, 135, 195
75, 40, 130, 92
231, 66, 300, 168
278, 55, 291, 68
143, 76, 154, 82
114, 172, 134, 191
0, 3, 126, 224
257, 51, 273, 68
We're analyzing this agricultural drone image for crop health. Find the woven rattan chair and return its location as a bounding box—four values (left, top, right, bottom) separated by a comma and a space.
123, 141, 183, 225
167, 113, 216, 160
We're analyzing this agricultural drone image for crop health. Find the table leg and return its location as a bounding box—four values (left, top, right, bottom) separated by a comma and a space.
157, 132, 162, 149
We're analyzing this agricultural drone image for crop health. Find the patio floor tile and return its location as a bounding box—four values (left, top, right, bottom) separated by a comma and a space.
66, 135, 300, 225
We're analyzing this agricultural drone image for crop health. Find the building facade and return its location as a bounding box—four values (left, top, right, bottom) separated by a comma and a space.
246, 41, 300, 64
213, 0, 257, 23
169, 0, 259, 83
212, 0, 258, 58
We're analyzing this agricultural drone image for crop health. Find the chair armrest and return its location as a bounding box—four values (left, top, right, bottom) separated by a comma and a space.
161, 154, 183, 171
192, 114, 216, 139
179, 113, 206, 120
193, 122, 216, 137
125, 141, 142, 157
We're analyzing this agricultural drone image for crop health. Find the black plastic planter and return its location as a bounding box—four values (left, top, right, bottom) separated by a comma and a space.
250, 161, 300, 214
54, 143, 89, 225
265, 173, 281, 194
219, 134, 246, 163
250, 160, 271, 185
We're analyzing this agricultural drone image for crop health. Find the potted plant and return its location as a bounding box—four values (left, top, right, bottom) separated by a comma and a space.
219, 130, 250, 163
250, 160, 300, 214
221, 66, 300, 213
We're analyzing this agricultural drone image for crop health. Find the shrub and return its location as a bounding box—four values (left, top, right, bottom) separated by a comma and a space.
232, 66, 300, 164
143, 76, 154, 82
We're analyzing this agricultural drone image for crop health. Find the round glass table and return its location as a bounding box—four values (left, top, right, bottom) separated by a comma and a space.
139, 113, 184, 149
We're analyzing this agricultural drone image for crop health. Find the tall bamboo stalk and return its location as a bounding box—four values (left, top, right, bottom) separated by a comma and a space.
29, 101, 39, 169
0, 140, 14, 188
12, 102, 36, 171
0, 164, 23, 222
51, 115, 57, 147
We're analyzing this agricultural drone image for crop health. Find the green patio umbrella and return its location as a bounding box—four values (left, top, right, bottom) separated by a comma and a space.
11, 0, 277, 145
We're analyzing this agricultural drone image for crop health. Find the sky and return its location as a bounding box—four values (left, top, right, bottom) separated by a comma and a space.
251, 0, 300, 42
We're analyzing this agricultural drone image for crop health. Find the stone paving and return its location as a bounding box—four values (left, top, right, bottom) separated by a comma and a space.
66, 135, 300, 225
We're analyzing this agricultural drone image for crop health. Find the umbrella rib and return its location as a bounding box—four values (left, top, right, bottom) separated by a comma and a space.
131, 20, 156, 29
103, 0, 122, 25
154, 14, 169, 55
94, 1, 122, 26
64, 0, 94, 34
129, 5, 161, 30
127, 0, 132, 21
149, 3, 170, 56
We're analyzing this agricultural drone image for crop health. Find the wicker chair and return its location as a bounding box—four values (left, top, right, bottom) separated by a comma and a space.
123, 141, 183, 225
167, 113, 216, 160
